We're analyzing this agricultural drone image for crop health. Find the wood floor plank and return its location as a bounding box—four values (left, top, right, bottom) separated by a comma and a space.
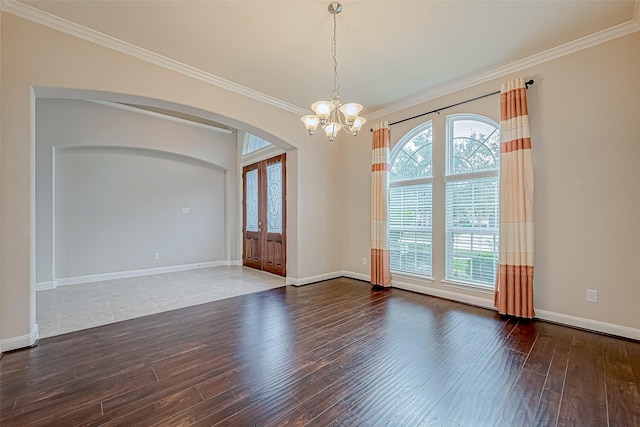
557, 330, 609, 427
2, 277, 639, 427
446, 348, 527, 426
603, 337, 640, 425
532, 389, 562, 427
494, 368, 547, 426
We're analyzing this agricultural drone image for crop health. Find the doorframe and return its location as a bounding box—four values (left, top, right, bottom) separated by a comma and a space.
241, 153, 287, 276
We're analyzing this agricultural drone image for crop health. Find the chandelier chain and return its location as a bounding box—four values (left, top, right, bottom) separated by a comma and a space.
300, 2, 365, 141
332, 7, 340, 100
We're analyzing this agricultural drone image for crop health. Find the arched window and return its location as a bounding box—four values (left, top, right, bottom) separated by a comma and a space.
242, 133, 271, 155
389, 122, 433, 277
445, 114, 500, 286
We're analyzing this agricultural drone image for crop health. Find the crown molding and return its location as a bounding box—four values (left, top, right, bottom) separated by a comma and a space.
2, 0, 638, 121
367, 4, 640, 120
0, 0, 309, 116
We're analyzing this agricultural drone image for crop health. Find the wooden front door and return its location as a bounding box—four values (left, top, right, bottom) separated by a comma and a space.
242, 154, 286, 276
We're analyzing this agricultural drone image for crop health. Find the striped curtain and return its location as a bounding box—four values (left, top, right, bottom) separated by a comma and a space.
494, 78, 535, 318
371, 121, 391, 287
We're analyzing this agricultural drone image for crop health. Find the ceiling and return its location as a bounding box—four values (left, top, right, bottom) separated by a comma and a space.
16, 0, 640, 116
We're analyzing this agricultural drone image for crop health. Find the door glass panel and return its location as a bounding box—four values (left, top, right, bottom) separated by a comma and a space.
245, 169, 259, 232
267, 162, 282, 233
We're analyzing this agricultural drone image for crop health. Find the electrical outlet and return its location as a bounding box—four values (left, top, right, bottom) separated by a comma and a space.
586, 289, 598, 303
362, 257, 368, 266
154, 253, 160, 260
182, 207, 190, 214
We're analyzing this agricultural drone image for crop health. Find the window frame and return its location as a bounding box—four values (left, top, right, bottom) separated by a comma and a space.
388, 121, 434, 279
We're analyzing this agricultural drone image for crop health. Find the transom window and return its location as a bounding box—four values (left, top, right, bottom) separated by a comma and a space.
445, 114, 500, 287
389, 122, 433, 277
242, 133, 271, 155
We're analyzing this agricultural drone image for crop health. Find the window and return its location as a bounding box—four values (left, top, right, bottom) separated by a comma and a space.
445, 114, 500, 287
242, 133, 271, 155
389, 122, 433, 277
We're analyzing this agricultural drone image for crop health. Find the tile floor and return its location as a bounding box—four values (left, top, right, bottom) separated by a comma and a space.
36, 266, 286, 338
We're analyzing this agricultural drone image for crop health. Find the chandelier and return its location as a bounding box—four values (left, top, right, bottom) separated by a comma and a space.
301, 2, 366, 142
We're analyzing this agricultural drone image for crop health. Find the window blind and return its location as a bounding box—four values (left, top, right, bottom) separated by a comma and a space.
445, 177, 499, 286
390, 183, 432, 276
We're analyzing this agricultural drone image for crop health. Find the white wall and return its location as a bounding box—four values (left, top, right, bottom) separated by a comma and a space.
55, 147, 227, 279
342, 31, 640, 336
36, 99, 236, 284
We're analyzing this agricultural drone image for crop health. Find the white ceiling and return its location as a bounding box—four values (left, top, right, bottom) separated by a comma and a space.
16, 0, 640, 115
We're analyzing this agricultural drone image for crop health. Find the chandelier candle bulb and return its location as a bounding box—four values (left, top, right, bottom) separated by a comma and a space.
301, 3, 366, 141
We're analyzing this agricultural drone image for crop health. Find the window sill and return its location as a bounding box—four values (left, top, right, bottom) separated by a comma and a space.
441, 279, 494, 294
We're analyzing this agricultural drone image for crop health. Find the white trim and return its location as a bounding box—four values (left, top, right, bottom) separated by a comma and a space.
286, 271, 344, 287
341, 270, 370, 282
535, 310, 640, 342
1, 324, 39, 353
88, 101, 233, 134
36, 281, 56, 291
441, 279, 494, 294
393, 280, 640, 340
393, 279, 496, 310
51, 146, 57, 283
367, 11, 640, 120
240, 145, 286, 167
391, 271, 435, 283
0, 0, 307, 116
55, 260, 233, 286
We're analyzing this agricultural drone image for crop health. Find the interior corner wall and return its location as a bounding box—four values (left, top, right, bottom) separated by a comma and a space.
0, 13, 342, 349
0, 10, 3, 354
342, 31, 640, 334
36, 99, 235, 283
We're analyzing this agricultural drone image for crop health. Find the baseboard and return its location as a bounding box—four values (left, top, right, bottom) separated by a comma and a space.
0, 323, 39, 354
341, 270, 639, 341
36, 280, 57, 291
392, 279, 496, 310
55, 260, 234, 287
535, 309, 640, 341
286, 271, 344, 286
340, 270, 370, 282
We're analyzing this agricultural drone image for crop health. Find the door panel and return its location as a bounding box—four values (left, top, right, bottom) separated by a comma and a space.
242, 154, 286, 276
242, 164, 261, 270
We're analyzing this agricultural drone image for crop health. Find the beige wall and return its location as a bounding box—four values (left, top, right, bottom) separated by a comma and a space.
0, 14, 343, 349
342, 31, 640, 333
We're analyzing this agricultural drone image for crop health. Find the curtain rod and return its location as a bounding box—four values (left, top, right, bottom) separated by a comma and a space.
370, 79, 534, 131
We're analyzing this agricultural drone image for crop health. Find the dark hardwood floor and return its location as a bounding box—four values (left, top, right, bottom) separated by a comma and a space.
1, 278, 639, 426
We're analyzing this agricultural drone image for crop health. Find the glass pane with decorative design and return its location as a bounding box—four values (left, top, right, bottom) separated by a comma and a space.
390, 126, 433, 181
245, 169, 259, 232
450, 119, 500, 174
266, 162, 282, 233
